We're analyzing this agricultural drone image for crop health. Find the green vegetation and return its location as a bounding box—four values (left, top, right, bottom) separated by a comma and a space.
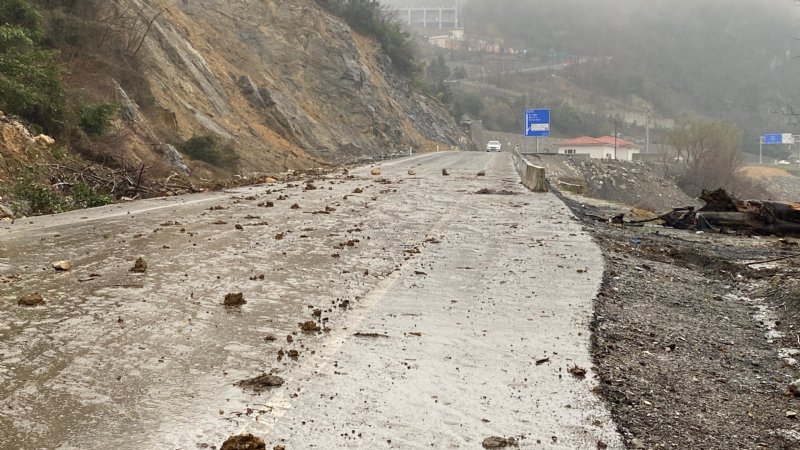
180, 135, 239, 169
12, 176, 66, 215
315, 0, 419, 76
78, 102, 118, 136
424, 54, 452, 102
0, 0, 64, 132
11, 173, 115, 216
70, 180, 113, 208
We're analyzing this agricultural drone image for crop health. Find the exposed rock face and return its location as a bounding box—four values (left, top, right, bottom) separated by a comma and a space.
114, 0, 462, 171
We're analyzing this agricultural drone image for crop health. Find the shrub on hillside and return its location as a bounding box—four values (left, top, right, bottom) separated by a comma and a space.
70, 180, 113, 208
78, 102, 118, 136
12, 177, 66, 216
180, 135, 239, 169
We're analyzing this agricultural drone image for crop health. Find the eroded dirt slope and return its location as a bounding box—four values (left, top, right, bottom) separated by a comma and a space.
98, 0, 462, 172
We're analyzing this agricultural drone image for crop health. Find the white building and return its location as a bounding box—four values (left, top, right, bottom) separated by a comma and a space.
556, 136, 641, 161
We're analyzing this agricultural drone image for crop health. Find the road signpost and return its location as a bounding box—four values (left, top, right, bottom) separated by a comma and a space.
525, 108, 551, 153
760, 133, 795, 164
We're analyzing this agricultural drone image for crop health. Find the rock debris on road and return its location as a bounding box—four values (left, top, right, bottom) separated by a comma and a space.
0, 152, 621, 449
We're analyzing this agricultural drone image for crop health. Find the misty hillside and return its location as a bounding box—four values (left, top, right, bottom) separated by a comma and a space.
456, 0, 800, 152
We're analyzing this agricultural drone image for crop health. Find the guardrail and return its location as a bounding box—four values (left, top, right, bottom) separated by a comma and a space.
512, 150, 547, 192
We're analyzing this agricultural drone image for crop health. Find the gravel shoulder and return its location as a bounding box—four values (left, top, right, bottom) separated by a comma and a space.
566, 196, 800, 449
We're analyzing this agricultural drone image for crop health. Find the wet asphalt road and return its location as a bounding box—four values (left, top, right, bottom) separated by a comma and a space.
0, 152, 621, 449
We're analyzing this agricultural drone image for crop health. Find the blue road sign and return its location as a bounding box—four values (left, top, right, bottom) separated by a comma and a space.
525, 109, 551, 137
762, 133, 794, 144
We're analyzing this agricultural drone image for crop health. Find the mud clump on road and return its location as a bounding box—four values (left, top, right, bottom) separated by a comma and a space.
568, 365, 587, 379
236, 373, 285, 392
482, 436, 518, 448
18, 292, 45, 306
299, 320, 320, 332
220, 433, 267, 450
223, 292, 246, 306
130, 257, 148, 273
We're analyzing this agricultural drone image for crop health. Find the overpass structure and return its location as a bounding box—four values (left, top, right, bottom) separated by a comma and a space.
393, 4, 459, 29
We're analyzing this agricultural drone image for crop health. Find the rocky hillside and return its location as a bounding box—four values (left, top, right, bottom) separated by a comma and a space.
47, 0, 463, 175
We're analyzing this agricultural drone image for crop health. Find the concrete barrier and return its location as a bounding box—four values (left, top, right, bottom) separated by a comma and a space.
512, 150, 547, 192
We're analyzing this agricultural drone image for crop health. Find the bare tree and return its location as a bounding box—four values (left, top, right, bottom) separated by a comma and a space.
668, 118, 742, 196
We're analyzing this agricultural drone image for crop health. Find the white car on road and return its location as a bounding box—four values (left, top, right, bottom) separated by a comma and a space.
486, 140, 502, 152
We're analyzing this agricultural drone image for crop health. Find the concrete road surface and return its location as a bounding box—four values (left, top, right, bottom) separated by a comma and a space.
0, 152, 621, 449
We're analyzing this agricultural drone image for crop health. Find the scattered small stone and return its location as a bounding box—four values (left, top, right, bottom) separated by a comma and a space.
788, 410, 798, 419
535, 357, 550, 365
264, 334, 277, 342
353, 187, 364, 194
275, 232, 284, 240
371, 167, 382, 176
220, 433, 267, 450
790, 379, 800, 397
408, 169, 417, 175
482, 436, 518, 448
354, 332, 389, 338
287, 334, 294, 343
18, 292, 45, 307
235, 224, 244, 230
52, 260, 73, 271
288, 349, 300, 359
264, 177, 277, 184
442, 169, 450, 176
223, 292, 246, 307
290, 203, 301, 209
475, 188, 516, 195
597, 441, 608, 449
130, 257, 148, 273
630, 438, 646, 449
213, 220, 229, 225
477, 170, 486, 176
273, 446, 285, 450
569, 365, 587, 379
258, 201, 274, 208
300, 320, 320, 332
236, 374, 285, 392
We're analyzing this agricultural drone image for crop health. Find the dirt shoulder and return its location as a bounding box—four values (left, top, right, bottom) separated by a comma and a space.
571, 200, 800, 449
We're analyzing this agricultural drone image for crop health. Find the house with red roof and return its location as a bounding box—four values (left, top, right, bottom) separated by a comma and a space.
556, 136, 641, 161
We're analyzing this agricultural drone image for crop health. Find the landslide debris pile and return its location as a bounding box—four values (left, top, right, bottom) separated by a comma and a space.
527, 155, 698, 212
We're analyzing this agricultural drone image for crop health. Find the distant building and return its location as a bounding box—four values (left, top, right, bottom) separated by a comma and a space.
428, 29, 465, 49
556, 136, 641, 161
